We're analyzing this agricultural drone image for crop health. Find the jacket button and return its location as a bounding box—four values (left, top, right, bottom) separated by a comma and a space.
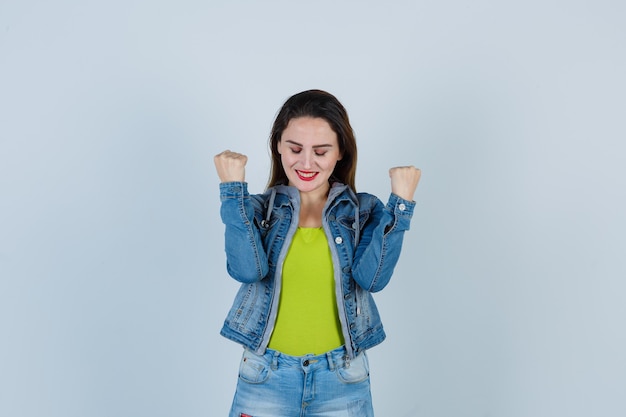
335, 236, 343, 244
328, 214, 336, 221
398, 203, 406, 211
344, 293, 351, 299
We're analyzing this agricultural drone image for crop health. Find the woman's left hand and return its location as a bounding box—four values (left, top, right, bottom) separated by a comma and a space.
389, 166, 421, 201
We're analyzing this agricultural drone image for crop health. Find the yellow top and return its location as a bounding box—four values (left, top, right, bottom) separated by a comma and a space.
268, 227, 344, 355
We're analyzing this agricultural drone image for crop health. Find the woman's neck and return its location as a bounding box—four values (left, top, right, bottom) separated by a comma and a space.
298, 188, 328, 228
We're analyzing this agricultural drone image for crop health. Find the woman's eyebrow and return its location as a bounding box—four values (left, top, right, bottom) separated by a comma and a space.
284, 140, 334, 149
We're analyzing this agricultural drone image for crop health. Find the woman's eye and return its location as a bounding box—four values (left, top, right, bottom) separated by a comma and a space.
288, 147, 327, 156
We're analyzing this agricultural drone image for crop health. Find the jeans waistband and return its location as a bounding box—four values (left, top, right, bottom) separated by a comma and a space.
263, 346, 351, 371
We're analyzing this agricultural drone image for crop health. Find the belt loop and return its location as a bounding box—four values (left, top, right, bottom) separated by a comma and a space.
271, 350, 279, 371
326, 351, 335, 371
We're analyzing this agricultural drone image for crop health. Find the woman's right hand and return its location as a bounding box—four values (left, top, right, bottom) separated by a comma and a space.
214, 150, 248, 183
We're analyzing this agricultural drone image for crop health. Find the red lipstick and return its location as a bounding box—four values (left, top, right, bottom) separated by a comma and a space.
296, 170, 318, 182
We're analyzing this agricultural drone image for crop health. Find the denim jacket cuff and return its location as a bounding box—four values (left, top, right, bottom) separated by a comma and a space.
386, 193, 415, 230
387, 193, 416, 215
219, 182, 249, 200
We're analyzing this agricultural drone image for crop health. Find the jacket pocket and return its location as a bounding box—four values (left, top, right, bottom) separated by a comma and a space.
227, 283, 264, 338
338, 212, 370, 231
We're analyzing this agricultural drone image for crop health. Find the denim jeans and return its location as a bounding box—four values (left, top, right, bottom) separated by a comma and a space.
229, 346, 374, 417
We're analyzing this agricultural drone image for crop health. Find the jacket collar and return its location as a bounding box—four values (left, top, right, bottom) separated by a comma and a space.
270, 182, 358, 207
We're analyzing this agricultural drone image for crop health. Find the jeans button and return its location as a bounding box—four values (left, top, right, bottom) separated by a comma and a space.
303, 359, 309, 366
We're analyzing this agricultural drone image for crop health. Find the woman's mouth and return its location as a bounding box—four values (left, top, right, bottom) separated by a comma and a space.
296, 170, 318, 181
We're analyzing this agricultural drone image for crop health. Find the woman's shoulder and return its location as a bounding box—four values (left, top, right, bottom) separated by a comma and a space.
328, 183, 381, 208
355, 191, 382, 207
252, 185, 294, 208
249, 188, 279, 207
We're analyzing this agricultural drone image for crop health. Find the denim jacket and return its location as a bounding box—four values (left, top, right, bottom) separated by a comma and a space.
218, 181, 415, 359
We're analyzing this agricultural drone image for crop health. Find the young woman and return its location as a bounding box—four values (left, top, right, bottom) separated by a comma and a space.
214, 89, 421, 416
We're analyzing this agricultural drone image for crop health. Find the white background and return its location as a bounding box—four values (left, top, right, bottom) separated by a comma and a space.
1, 1, 625, 416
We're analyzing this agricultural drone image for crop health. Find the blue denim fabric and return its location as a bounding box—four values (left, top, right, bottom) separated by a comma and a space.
229, 346, 374, 417
218, 181, 415, 359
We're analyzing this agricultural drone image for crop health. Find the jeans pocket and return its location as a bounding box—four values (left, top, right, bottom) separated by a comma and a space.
336, 352, 370, 384
238, 349, 271, 384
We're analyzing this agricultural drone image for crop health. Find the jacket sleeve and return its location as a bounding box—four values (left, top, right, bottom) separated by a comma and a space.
351, 193, 415, 292
219, 182, 269, 283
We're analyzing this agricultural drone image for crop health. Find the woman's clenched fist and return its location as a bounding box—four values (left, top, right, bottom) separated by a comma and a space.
214, 150, 248, 183
389, 166, 421, 201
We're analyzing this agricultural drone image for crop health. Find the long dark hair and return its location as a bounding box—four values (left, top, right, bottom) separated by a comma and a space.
267, 89, 357, 192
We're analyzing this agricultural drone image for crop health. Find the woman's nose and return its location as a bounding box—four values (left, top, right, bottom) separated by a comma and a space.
302, 151, 313, 168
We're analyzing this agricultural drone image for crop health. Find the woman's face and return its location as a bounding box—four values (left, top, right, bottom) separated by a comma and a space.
277, 117, 342, 197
